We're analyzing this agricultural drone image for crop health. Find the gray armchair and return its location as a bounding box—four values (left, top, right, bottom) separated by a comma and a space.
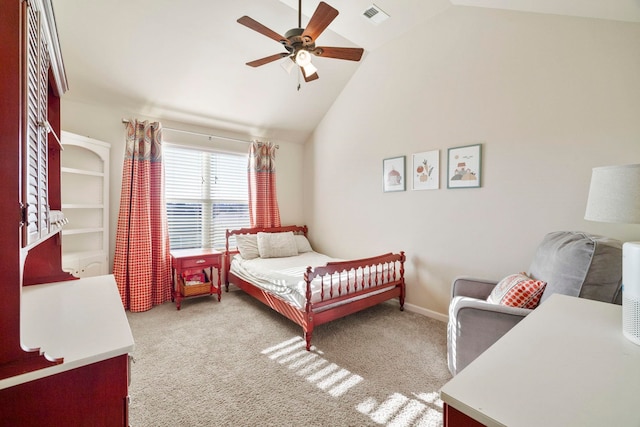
447, 231, 622, 376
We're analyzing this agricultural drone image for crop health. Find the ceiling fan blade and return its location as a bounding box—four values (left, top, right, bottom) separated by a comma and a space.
237, 16, 289, 46
301, 67, 319, 82
246, 53, 290, 67
314, 46, 364, 61
301, 2, 339, 42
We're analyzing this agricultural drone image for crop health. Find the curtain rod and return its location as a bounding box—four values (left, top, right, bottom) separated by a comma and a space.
121, 119, 278, 148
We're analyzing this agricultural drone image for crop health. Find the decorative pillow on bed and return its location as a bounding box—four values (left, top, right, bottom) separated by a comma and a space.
486, 273, 547, 309
235, 234, 260, 260
294, 235, 313, 253
257, 231, 298, 258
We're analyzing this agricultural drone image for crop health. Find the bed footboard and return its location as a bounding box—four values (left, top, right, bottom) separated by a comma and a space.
303, 251, 406, 350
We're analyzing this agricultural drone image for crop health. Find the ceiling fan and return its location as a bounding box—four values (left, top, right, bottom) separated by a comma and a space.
237, 1, 364, 83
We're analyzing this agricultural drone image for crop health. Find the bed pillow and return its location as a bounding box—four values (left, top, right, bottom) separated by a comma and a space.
294, 235, 313, 253
486, 273, 547, 309
235, 234, 260, 260
257, 231, 298, 258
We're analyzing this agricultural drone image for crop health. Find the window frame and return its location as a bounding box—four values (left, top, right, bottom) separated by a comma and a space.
164, 142, 249, 250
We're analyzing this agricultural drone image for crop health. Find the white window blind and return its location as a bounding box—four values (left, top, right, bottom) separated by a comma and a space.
165, 145, 249, 250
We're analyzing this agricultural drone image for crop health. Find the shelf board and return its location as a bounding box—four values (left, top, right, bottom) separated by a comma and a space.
61, 167, 104, 177
62, 250, 106, 260
62, 227, 104, 236
62, 203, 104, 209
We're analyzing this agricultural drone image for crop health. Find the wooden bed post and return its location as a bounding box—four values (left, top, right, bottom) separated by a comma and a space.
304, 266, 314, 351
224, 229, 231, 291
399, 251, 406, 311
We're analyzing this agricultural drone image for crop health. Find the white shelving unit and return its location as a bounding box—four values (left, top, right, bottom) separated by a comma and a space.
60, 131, 110, 278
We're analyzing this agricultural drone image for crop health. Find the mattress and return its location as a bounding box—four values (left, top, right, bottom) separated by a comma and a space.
230, 251, 392, 310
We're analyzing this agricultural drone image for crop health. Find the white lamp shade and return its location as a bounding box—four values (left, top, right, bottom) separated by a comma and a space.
584, 164, 640, 224
281, 57, 295, 74
585, 164, 640, 346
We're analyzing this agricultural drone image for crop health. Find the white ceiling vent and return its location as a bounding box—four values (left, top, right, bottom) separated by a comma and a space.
362, 4, 390, 24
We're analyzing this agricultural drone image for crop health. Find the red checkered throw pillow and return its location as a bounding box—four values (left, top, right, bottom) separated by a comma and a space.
487, 273, 547, 309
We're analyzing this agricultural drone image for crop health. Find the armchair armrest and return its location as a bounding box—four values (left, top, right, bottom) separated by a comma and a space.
451, 276, 499, 300
447, 296, 532, 376
450, 297, 533, 320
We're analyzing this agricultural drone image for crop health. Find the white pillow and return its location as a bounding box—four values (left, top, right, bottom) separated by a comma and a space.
294, 235, 313, 253
235, 234, 260, 260
257, 231, 298, 258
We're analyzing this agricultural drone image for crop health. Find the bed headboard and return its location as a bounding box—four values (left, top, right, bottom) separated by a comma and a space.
223, 225, 309, 286
224, 225, 308, 253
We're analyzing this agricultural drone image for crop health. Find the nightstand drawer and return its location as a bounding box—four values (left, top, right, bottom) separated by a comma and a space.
179, 256, 219, 269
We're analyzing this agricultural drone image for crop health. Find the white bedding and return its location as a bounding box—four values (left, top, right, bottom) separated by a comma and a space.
230, 251, 392, 310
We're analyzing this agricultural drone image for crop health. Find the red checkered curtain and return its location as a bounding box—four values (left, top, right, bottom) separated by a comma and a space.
248, 141, 281, 228
113, 120, 172, 312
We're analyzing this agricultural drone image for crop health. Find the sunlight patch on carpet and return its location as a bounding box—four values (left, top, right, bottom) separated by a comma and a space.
327, 374, 364, 397
261, 337, 364, 398
316, 368, 351, 390
261, 337, 443, 426
360, 393, 408, 424
286, 352, 319, 369
358, 391, 443, 426
261, 336, 307, 354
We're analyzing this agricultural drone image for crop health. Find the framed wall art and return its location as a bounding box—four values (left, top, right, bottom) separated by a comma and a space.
412, 150, 439, 190
447, 144, 482, 189
383, 156, 405, 192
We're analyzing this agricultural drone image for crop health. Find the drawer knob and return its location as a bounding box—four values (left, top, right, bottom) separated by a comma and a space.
196, 259, 206, 264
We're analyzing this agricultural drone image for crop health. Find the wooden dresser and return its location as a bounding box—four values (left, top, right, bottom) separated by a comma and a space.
0, 276, 135, 425
0, 1, 134, 425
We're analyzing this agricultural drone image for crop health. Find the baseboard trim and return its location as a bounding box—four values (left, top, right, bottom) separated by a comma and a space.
403, 302, 448, 323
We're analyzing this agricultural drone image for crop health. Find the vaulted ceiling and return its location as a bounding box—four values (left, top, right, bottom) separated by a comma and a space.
51, 0, 640, 144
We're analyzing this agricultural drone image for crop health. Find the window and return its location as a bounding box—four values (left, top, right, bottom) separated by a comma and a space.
164, 145, 249, 250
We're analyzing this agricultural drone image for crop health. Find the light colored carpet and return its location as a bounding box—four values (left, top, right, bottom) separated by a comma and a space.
126, 288, 452, 426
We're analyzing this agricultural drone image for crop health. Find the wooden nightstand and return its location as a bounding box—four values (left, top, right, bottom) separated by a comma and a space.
170, 249, 222, 310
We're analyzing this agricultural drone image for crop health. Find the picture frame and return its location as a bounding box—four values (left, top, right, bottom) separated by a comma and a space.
383, 156, 406, 192
447, 144, 482, 189
412, 150, 440, 190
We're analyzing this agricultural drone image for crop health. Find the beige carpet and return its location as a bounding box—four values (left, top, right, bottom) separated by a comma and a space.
126, 288, 452, 426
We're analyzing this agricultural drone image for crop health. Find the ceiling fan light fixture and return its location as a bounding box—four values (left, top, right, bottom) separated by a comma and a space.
281, 57, 296, 74
295, 49, 312, 67
302, 62, 318, 76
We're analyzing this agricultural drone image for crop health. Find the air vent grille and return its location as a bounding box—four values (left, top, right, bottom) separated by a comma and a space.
363, 7, 379, 19
362, 4, 389, 24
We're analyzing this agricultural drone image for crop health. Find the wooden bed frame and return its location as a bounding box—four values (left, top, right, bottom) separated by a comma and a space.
224, 225, 406, 351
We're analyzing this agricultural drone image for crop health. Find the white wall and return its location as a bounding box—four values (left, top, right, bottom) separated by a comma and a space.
304, 6, 640, 317
60, 100, 305, 270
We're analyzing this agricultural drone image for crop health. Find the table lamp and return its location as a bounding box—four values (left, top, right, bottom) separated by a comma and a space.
585, 164, 640, 345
